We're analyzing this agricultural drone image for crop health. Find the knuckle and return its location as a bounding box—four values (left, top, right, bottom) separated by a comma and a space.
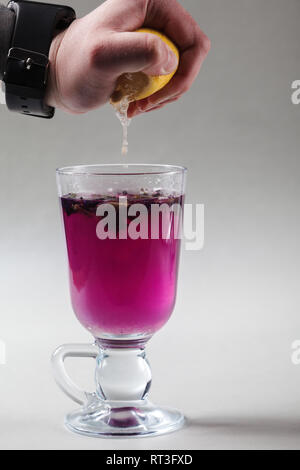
180, 84, 190, 95
198, 30, 211, 54
202, 35, 211, 54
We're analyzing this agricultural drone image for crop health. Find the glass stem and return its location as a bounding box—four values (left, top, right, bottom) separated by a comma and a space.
94, 344, 152, 403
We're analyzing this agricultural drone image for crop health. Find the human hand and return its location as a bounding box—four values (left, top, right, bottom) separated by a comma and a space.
45, 0, 210, 116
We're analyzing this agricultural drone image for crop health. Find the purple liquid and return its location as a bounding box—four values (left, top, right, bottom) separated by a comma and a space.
61, 193, 182, 338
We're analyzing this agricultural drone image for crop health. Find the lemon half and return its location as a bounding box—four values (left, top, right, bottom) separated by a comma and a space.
110, 28, 179, 104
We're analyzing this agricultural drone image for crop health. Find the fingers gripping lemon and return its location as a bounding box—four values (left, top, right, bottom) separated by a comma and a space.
111, 29, 179, 155
111, 29, 179, 104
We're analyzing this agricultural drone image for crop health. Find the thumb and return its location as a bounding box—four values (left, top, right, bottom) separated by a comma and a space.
94, 32, 178, 78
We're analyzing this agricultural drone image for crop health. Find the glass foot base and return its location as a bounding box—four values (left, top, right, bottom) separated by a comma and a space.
65, 400, 185, 438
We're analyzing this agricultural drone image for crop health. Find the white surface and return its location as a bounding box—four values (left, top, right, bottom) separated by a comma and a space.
0, 0, 300, 450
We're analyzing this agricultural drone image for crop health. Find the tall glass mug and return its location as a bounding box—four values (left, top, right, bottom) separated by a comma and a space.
52, 164, 186, 437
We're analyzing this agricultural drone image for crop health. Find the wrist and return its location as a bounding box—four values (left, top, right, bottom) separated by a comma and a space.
45, 30, 65, 110
3, 0, 76, 118
45, 21, 86, 115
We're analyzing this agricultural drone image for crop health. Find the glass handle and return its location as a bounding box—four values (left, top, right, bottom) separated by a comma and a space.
51, 343, 98, 405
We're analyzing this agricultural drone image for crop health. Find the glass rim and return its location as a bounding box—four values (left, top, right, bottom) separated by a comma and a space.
56, 163, 187, 177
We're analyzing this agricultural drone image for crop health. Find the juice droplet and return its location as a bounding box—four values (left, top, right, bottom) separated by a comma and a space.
113, 97, 132, 156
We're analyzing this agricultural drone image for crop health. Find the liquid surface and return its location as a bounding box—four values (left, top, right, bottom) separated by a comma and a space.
61, 193, 183, 338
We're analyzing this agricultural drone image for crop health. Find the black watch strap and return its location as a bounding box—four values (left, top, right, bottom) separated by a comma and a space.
3, 1, 76, 118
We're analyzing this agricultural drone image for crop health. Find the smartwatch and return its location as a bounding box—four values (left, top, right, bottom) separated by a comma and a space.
3, 0, 76, 118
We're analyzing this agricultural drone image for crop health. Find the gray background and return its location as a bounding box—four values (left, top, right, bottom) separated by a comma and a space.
0, 0, 300, 449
